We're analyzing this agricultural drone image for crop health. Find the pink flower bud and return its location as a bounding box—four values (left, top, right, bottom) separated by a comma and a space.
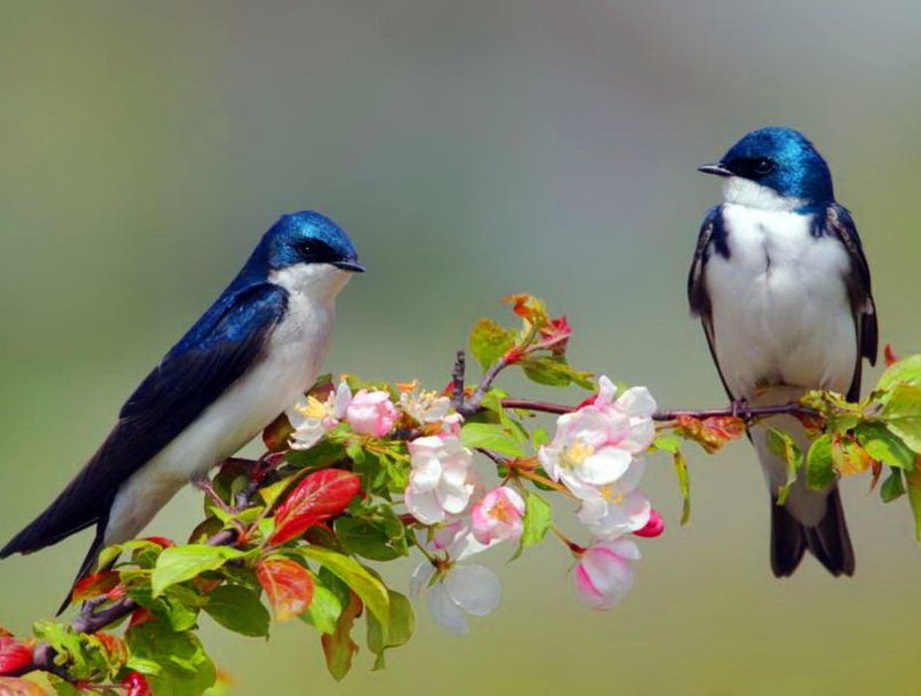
632, 509, 665, 538
345, 389, 397, 437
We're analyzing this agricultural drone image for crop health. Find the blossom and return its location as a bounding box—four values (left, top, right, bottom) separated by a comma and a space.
576, 459, 651, 539
345, 389, 397, 437
287, 380, 352, 449
404, 436, 477, 524
538, 376, 656, 500
573, 538, 640, 610
471, 486, 525, 545
399, 385, 452, 424
410, 561, 501, 634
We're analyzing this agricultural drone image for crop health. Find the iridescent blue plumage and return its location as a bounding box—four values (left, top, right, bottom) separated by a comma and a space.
0, 210, 363, 610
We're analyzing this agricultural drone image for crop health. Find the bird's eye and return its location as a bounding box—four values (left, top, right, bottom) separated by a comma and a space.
297, 240, 315, 256
753, 158, 775, 175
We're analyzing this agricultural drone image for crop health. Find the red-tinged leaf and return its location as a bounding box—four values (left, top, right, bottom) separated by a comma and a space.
270, 469, 362, 545
885, 343, 901, 368
256, 558, 315, 621
122, 671, 154, 696
0, 677, 44, 695
263, 412, 294, 452
674, 415, 746, 453
0, 638, 33, 675
869, 460, 883, 493
535, 315, 572, 355
141, 536, 175, 548
503, 293, 549, 327
321, 592, 362, 681
128, 608, 154, 629
96, 632, 128, 665
71, 570, 120, 603
831, 434, 874, 476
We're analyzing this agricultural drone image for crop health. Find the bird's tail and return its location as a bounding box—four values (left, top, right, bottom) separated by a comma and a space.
751, 410, 855, 577
770, 485, 854, 577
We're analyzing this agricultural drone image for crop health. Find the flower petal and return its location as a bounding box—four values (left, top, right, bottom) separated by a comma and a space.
426, 583, 469, 634
445, 564, 501, 616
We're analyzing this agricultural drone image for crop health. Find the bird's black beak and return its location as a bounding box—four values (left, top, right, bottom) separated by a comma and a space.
335, 259, 366, 273
697, 162, 732, 178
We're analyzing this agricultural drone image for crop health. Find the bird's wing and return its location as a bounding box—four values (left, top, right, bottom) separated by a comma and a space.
817, 203, 878, 400
688, 206, 736, 400
0, 282, 289, 557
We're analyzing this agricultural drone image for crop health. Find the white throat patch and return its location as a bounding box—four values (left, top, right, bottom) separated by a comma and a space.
722, 176, 805, 212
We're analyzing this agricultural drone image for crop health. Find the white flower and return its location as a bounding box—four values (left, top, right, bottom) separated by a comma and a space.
287, 380, 352, 449
576, 460, 651, 539
538, 376, 656, 500
410, 561, 501, 634
404, 435, 477, 524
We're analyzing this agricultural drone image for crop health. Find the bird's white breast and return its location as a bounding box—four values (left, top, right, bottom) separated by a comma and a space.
105, 264, 351, 544
705, 202, 857, 400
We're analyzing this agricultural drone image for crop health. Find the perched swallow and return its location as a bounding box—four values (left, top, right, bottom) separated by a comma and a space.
688, 127, 877, 576
1, 211, 364, 602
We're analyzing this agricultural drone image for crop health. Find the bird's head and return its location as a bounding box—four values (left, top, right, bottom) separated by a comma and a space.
242, 211, 364, 300
699, 127, 834, 208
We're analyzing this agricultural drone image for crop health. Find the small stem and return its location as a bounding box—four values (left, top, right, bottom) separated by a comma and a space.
501, 398, 572, 415
450, 350, 466, 410
459, 356, 511, 416
653, 402, 821, 423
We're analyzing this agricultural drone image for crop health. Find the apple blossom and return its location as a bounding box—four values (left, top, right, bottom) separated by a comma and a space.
410, 561, 501, 634
399, 386, 451, 424
404, 435, 478, 524
471, 486, 525, 544
345, 388, 398, 437
538, 375, 656, 500
287, 379, 352, 449
573, 538, 640, 610
576, 459, 651, 539
633, 509, 665, 538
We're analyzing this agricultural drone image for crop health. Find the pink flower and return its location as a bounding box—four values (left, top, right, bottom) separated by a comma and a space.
405, 436, 477, 524
573, 538, 640, 610
345, 389, 398, 437
471, 487, 525, 545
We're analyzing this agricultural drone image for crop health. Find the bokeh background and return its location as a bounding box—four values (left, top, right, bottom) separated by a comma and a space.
2, 2, 920, 694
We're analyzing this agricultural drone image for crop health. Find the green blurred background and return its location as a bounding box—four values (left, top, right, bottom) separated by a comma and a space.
2, 2, 920, 693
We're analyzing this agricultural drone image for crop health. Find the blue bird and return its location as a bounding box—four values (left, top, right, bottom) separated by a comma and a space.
1, 211, 364, 602
688, 127, 877, 577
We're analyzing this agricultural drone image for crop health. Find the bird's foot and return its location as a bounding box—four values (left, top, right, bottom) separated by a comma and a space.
731, 398, 751, 421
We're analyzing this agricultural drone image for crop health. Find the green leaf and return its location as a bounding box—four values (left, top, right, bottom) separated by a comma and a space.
126, 620, 216, 696
202, 584, 270, 637
653, 434, 681, 454
321, 593, 361, 680
300, 583, 344, 635
806, 434, 835, 491
334, 510, 408, 561
460, 422, 526, 458
881, 468, 906, 503
876, 354, 921, 392
519, 490, 552, 550
765, 426, 802, 505
857, 422, 916, 469
905, 463, 921, 541
367, 590, 414, 670
881, 384, 921, 453
151, 545, 245, 597
469, 318, 516, 371
520, 355, 593, 389
298, 546, 390, 629
672, 450, 691, 524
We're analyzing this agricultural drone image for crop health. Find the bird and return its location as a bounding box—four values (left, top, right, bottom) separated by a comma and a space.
688, 127, 877, 577
1, 210, 364, 604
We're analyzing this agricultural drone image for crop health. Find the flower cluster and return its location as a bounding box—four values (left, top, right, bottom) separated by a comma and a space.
538, 376, 660, 609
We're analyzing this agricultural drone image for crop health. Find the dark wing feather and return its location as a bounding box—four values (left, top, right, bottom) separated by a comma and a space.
820, 204, 877, 401
0, 283, 288, 557
688, 206, 736, 400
